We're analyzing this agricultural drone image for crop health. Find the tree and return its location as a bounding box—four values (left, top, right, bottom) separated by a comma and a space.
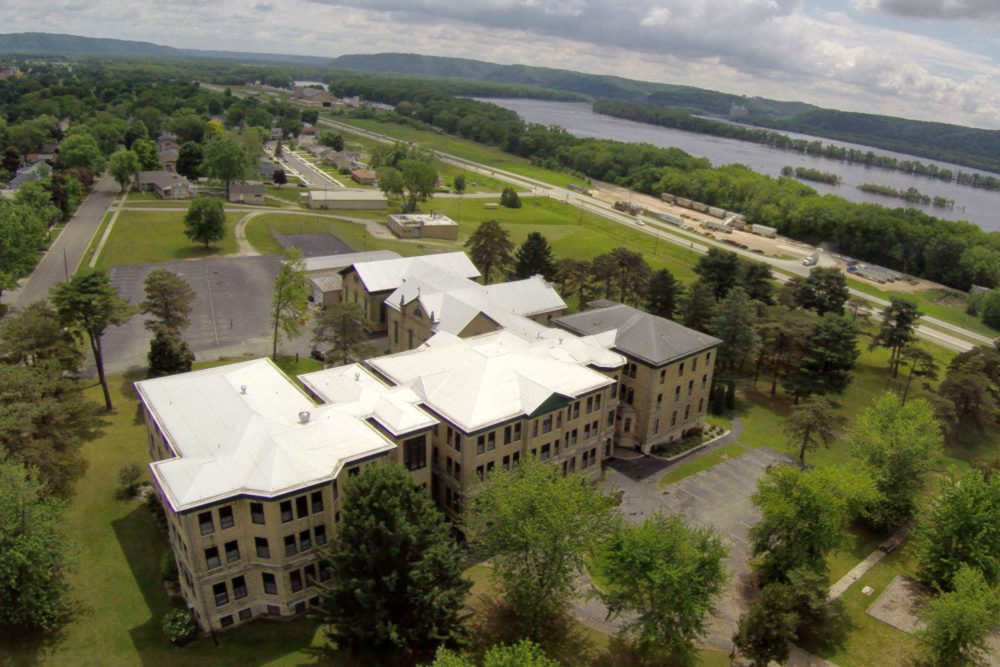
0, 301, 82, 373
452, 174, 466, 194
108, 149, 140, 191
123, 119, 148, 149
785, 395, 838, 466
914, 471, 1000, 590
272, 168, 286, 185
596, 513, 728, 662
132, 139, 160, 171
646, 268, 681, 319
711, 287, 761, 406
0, 462, 72, 634
851, 393, 943, 529
937, 346, 1000, 435
175, 141, 203, 180
203, 136, 252, 199
733, 582, 799, 667
170, 113, 206, 144
57, 133, 105, 173
0, 200, 46, 299
513, 232, 556, 281
183, 197, 226, 247
680, 280, 716, 333
589, 253, 618, 299
980, 289, 1000, 329
311, 302, 377, 366
430, 640, 558, 667
500, 187, 521, 209
750, 465, 875, 584
918, 565, 1000, 667
140, 269, 195, 333
2, 145, 21, 175
376, 166, 404, 199
465, 220, 514, 285
465, 456, 617, 636
870, 297, 920, 377
554, 258, 592, 304
317, 463, 469, 661
610, 247, 650, 305
740, 262, 774, 305
787, 313, 859, 400
0, 363, 98, 496
899, 344, 939, 406
50, 268, 132, 412
147, 327, 194, 377
694, 248, 740, 301
270, 248, 310, 361
794, 267, 849, 316
399, 159, 438, 212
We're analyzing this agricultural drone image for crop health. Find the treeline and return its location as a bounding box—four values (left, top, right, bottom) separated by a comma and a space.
781, 166, 840, 185
329, 82, 1000, 291
858, 184, 954, 208
594, 98, 1000, 191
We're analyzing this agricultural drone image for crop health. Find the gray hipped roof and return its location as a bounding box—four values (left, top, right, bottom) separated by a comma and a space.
555, 303, 721, 367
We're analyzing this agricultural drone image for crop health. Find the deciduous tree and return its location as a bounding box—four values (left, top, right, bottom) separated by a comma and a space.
452, 174, 466, 194
465, 456, 617, 637
108, 149, 140, 191
176, 141, 203, 180
49, 268, 131, 412
57, 133, 105, 173
0, 200, 46, 300
203, 136, 252, 199
317, 462, 469, 661
499, 187, 521, 209
270, 248, 309, 361
311, 302, 376, 366
918, 565, 1000, 667
399, 158, 438, 212
0, 301, 82, 373
183, 197, 226, 247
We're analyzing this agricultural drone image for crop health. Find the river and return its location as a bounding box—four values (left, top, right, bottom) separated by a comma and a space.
479, 98, 1000, 232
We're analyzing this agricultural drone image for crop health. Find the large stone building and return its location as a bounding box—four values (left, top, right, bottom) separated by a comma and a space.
556, 302, 722, 452
135, 358, 433, 633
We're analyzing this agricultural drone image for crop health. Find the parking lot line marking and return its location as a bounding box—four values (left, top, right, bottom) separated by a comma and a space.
205, 266, 220, 347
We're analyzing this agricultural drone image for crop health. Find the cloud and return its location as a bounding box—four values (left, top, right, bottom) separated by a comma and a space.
853, 0, 1000, 21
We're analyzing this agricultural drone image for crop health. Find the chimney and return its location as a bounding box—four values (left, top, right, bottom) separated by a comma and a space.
298, 411, 311, 424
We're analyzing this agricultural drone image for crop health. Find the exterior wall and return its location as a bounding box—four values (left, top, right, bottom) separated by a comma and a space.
308, 196, 386, 210
341, 269, 390, 331
420, 225, 458, 241
525, 307, 566, 327
427, 383, 618, 523
615, 348, 717, 453
387, 301, 501, 354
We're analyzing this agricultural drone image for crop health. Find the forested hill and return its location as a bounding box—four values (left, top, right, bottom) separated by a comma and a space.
330, 52, 1000, 175
0, 33, 180, 57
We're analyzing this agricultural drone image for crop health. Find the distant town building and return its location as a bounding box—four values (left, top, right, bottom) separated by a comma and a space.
387, 212, 459, 240
307, 189, 386, 210
135, 170, 194, 199
227, 183, 266, 205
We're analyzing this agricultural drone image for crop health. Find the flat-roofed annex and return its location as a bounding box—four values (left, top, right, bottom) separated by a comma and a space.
135, 358, 396, 513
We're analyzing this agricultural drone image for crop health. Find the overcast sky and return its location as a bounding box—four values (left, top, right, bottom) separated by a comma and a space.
4, 0, 1000, 128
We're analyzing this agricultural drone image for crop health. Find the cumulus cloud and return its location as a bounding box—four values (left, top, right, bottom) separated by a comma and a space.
2, 0, 1000, 127
853, 0, 1000, 21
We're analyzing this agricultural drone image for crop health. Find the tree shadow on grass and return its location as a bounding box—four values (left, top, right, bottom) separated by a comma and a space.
0, 598, 87, 667
111, 504, 322, 666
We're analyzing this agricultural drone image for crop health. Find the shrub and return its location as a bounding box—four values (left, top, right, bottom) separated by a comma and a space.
117, 462, 142, 497
162, 608, 197, 645
500, 187, 521, 209
161, 550, 178, 583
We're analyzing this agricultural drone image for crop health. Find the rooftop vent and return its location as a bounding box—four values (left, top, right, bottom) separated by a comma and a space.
354, 372, 360, 382
240, 384, 247, 395
298, 410, 311, 424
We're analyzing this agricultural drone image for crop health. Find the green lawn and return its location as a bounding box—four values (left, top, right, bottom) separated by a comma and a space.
657, 443, 749, 487
433, 161, 511, 194
95, 210, 242, 268
265, 185, 308, 206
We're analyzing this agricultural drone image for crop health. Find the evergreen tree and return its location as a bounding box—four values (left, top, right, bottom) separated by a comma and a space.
140, 269, 195, 333
513, 232, 556, 281
317, 463, 470, 661
175, 141, 203, 180
740, 262, 774, 305
499, 187, 521, 208
680, 280, 716, 333
694, 248, 740, 301
311, 302, 377, 365
645, 268, 680, 319
147, 328, 194, 377
465, 220, 514, 284
0, 301, 82, 373
784, 395, 839, 465
788, 313, 859, 399
794, 267, 849, 316
871, 297, 921, 377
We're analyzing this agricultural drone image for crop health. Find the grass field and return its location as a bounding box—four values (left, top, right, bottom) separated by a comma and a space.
657, 443, 749, 487
95, 210, 242, 268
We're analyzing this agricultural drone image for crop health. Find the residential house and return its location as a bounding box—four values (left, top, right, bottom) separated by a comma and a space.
339, 252, 480, 332
135, 170, 194, 199
159, 147, 179, 172
135, 358, 429, 633
350, 169, 376, 186
8, 162, 43, 189
228, 184, 266, 205
555, 302, 721, 452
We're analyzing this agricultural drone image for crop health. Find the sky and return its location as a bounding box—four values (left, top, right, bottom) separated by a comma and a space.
4, 0, 1000, 128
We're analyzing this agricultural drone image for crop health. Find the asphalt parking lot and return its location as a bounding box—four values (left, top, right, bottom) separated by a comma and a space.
273, 232, 352, 257
103, 255, 284, 375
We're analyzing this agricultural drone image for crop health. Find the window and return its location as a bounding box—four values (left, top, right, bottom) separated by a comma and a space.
487, 431, 495, 451
679, 362, 685, 375
284, 535, 298, 557
311, 491, 324, 513
218, 506, 234, 530
332, 480, 338, 501
263, 572, 278, 594
595, 394, 601, 410
295, 601, 306, 614
626, 388, 634, 404
477, 435, 485, 455
692, 357, 697, 372
446, 426, 453, 447
393, 322, 399, 345
584, 423, 591, 440
407, 329, 413, 349
540, 443, 550, 461
532, 420, 538, 438
250, 502, 265, 524
453, 493, 461, 513
512, 452, 520, 466
296, 496, 308, 519
213, 582, 229, 607
255, 537, 270, 559
453, 462, 461, 480
605, 439, 612, 457
607, 410, 614, 427
684, 405, 690, 420
446, 456, 453, 476
572, 402, 580, 419
198, 512, 214, 536
653, 418, 659, 434
503, 425, 512, 445
657, 393, 662, 407
671, 411, 677, 426
556, 412, 562, 429
432, 446, 439, 466
562, 461, 568, 476
586, 397, 593, 414
453, 434, 461, 453
305, 564, 316, 585
280, 501, 293, 523
659, 369, 665, 384
267, 604, 280, 615
299, 529, 311, 552
232, 576, 247, 600
688, 380, 694, 396
702, 374, 708, 389
674, 386, 680, 401
486, 461, 494, 476
476, 465, 484, 482
220, 615, 234, 627
403, 435, 426, 470
238, 608, 252, 621
623, 418, 631, 433
415, 307, 423, 319
698, 398, 704, 413
320, 564, 331, 581
348, 467, 359, 477
706, 351, 711, 364
445, 487, 452, 508
554, 440, 560, 455
224, 540, 240, 563
513, 423, 522, 441
310, 596, 320, 607
290, 570, 303, 593
314, 525, 327, 546
503, 455, 510, 470
205, 547, 221, 569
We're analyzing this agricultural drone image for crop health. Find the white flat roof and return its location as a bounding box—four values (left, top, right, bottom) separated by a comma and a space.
361, 330, 624, 433
303, 250, 400, 274
310, 188, 386, 201
389, 213, 458, 227
135, 358, 396, 512
348, 252, 480, 293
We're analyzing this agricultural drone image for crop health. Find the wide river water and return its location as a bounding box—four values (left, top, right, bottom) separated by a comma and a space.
479, 98, 1000, 233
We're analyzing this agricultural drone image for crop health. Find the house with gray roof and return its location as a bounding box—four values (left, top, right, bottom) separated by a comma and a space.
135, 170, 193, 199
556, 303, 722, 452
